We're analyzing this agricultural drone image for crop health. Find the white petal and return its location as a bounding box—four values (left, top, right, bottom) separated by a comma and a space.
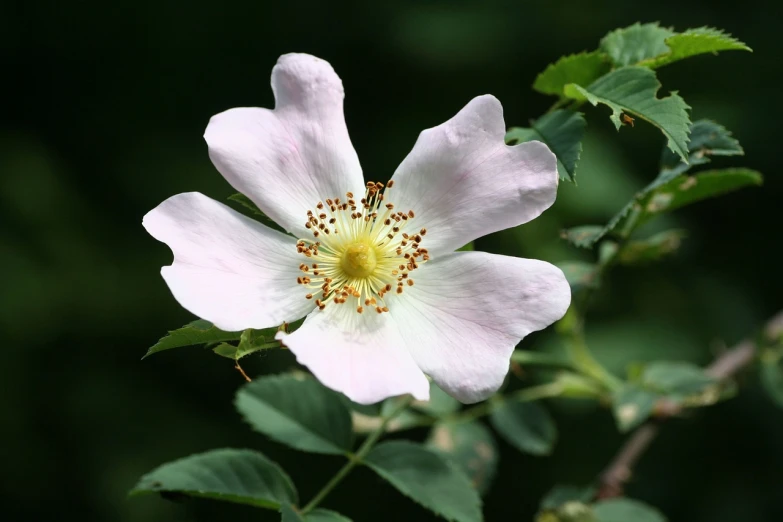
204, 53, 364, 238
143, 192, 313, 331
389, 95, 558, 256
277, 305, 430, 405
391, 251, 571, 403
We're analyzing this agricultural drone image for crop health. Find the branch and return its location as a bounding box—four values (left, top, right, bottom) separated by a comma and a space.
597, 311, 783, 499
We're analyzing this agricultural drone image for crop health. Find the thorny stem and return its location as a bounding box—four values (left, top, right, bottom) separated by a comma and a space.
300, 396, 414, 515
234, 362, 251, 382
597, 311, 783, 499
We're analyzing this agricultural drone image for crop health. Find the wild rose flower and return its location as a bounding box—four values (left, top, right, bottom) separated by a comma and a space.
143, 53, 570, 405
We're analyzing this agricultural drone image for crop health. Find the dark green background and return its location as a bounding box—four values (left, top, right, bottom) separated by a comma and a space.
2, 0, 781, 520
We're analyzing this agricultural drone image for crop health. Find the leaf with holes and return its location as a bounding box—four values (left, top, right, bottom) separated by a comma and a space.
660, 119, 744, 175
144, 320, 241, 359
506, 110, 586, 182
130, 448, 297, 509
612, 385, 657, 432
617, 230, 686, 264
600, 22, 675, 67
560, 225, 604, 248
533, 51, 611, 97
426, 421, 499, 496
640, 27, 751, 69
235, 374, 353, 455
564, 67, 691, 162
364, 441, 482, 522
490, 400, 557, 456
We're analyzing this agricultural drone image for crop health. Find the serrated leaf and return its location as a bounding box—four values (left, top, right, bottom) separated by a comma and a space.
760, 351, 783, 408
564, 67, 691, 162
560, 225, 604, 248
617, 230, 686, 264
235, 374, 353, 455
612, 385, 657, 432
593, 498, 667, 522
533, 51, 611, 97
130, 448, 297, 509
506, 110, 586, 182
426, 422, 498, 496
540, 485, 598, 510
281, 505, 352, 522
660, 119, 744, 174
641, 27, 751, 69
489, 400, 557, 456
412, 381, 461, 417
556, 261, 600, 293
581, 168, 762, 247
600, 23, 675, 67
144, 320, 241, 359
641, 361, 715, 396
364, 441, 482, 522
213, 327, 281, 361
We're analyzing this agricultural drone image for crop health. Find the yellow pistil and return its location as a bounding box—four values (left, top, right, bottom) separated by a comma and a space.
341, 243, 377, 278
294, 180, 429, 314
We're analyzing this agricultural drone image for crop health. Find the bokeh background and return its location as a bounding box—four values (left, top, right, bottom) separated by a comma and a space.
3, 0, 781, 520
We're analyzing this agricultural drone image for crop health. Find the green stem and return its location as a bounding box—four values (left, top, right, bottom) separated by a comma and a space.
300, 396, 413, 515
452, 382, 564, 424
510, 350, 576, 370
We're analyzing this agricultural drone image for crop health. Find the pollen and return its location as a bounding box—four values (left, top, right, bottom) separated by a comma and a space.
294, 181, 426, 314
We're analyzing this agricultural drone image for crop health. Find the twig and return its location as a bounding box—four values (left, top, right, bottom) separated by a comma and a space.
234, 362, 252, 382
596, 311, 782, 499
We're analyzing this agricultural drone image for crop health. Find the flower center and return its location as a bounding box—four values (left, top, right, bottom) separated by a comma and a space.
295, 180, 429, 314
341, 242, 377, 278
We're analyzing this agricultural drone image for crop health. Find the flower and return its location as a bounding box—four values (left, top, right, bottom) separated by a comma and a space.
143, 53, 571, 405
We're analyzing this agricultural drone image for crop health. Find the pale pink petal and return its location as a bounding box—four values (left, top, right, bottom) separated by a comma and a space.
277, 306, 430, 405
389, 95, 558, 256
391, 251, 570, 403
143, 192, 313, 331
204, 53, 364, 238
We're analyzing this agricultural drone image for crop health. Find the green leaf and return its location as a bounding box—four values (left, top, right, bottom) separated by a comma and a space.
426, 421, 499, 496
412, 381, 461, 417
130, 448, 297, 509
281, 505, 352, 522
660, 119, 744, 175
506, 110, 586, 182
612, 385, 657, 432
564, 67, 691, 162
540, 485, 598, 510
600, 23, 675, 67
364, 441, 482, 522
638, 168, 762, 217
616, 230, 686, 264
560, 225, 604, 248
144, 320, 241, 359
457, 242, 475, 251
533, 51, 611, 97
641, 361, 715, 396
593, 498, 667, 522
641, 27, 751, 69
213, 327, 281, 361
556, 261, 600, 293
489, 400, 557, 455
582, 168, 762, 248
760, 351, 783, 408
235, 374, 353, 455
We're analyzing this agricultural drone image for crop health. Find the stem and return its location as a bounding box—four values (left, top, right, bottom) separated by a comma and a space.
452, 382, 564, 424
300, 396, 413, 514
596, 311, 783, 499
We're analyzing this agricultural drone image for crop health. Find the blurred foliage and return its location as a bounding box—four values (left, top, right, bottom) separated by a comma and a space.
1, 0, 781, 521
